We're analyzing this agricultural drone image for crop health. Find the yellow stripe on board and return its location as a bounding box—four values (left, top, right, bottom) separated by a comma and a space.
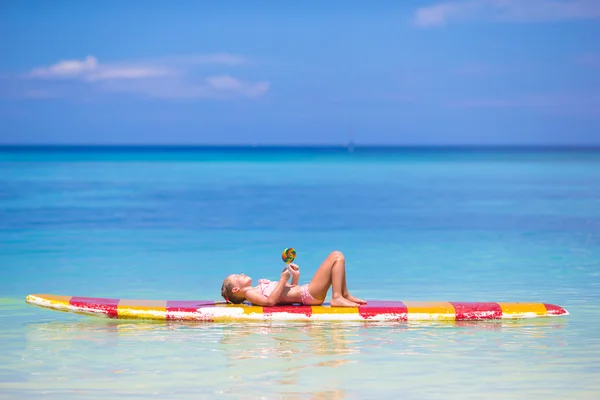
211, 304, 264, 322
214, 304, 265, 314
117, 299, 167, 320
311, 305, 360, 315
212, 304, 264, 322
239, 305, 264, 315
498, 302, 547, 317
403, 301, 456, 321
46, 294, 72, 305
29, 294, 72, 308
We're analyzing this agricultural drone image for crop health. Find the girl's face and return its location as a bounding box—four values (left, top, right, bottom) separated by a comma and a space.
229, 273, 252, 290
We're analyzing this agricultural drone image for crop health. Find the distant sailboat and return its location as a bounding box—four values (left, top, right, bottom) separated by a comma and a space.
347, 129, 355, 153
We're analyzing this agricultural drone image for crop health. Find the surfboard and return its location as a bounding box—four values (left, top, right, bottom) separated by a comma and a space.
25, 294, 569, 322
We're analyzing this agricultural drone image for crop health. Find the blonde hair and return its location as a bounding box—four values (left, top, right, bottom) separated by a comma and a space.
221, 277, 245, 304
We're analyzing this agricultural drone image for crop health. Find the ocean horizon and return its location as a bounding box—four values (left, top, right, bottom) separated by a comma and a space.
2, 144, 600, 149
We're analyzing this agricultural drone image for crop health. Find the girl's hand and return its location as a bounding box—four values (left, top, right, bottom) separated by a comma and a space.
280, 267, 291, 281
288, 263, 300, 280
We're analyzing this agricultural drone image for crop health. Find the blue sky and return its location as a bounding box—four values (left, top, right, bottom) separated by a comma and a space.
1, 0, 599, 145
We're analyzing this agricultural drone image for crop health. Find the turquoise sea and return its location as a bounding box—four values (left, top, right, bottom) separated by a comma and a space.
1, 146, 599, 399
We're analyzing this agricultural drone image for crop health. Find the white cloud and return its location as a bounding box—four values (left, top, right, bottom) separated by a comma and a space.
85, 67, 170, 81
206, 75, 243, 90
29, 56, 170, 81
30, 56, 99, 78
27, 53, 251, 82
415, 2, 473, 27
23, 54, 269, 100
415, 0, 600, 27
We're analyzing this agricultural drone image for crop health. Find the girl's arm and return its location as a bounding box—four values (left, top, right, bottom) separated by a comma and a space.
246, 269, 291, 306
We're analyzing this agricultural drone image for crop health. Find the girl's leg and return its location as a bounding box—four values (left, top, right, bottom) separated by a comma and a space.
342, 267, 366, 305
338, 255, 366, 304
308, 251, 363, 307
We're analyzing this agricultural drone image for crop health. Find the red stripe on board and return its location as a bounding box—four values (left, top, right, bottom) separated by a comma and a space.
166, 300, 216, 321
450, 302, 502, 320
543, 303, 568, 316
359, 301, 407, 321
70, 297, 119, 318
263, 305, 312, 317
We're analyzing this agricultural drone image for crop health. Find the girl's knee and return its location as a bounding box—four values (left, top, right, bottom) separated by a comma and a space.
330, 250, 345, 261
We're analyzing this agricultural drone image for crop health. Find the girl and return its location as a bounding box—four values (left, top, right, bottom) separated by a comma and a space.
220, 251, 366, 307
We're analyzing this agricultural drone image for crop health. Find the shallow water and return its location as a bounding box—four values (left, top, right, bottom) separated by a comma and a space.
1, 147, 599, 399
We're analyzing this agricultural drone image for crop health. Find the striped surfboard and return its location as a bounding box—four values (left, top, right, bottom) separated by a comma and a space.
26, 294, 569, 322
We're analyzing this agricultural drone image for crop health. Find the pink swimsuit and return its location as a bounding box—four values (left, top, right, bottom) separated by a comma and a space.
258, 279, 277, 297
300, 284, 316, 305
257, 279, 316, 305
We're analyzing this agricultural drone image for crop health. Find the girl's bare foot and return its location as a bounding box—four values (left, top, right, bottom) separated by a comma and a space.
345, 294, 367, 305
330, 297, 359, 307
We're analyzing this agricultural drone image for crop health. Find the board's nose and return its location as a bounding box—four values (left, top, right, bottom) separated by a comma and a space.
544, 303, 569, 316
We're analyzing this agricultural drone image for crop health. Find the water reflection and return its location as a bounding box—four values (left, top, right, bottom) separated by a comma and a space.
219, 322, 358, 360
11, 318, 573, 399
22, 317, 569, 346
14, 319, 543, 344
